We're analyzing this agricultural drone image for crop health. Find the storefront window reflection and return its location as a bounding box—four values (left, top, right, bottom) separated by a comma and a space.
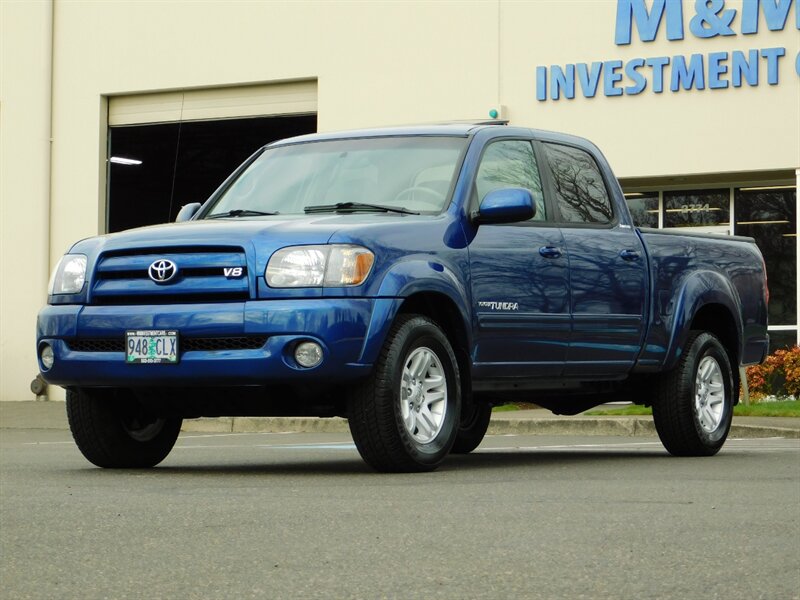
735, 187, 797, 327
768, 331, 797, 352
664, 189, 730, 228
622, 184, 797, 345
625, 193, 658, 228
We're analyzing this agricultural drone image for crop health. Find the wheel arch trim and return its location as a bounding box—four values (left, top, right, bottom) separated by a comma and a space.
357, 260, 471, 365
663, 270, 743, 372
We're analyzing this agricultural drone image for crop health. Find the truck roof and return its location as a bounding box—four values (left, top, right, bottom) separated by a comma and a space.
267, 122, 595, 151
267, 123, 492, 147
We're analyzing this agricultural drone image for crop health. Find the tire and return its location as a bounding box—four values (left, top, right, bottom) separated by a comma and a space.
653, 331, 734, 456
347, 314, 461, 472
66, 388, 182, 468
451, 400, 492, 454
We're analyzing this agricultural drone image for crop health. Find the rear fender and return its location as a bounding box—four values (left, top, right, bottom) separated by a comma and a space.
663, 270, 743, 371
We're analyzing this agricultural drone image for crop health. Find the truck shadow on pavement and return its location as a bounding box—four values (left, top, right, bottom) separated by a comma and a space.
444, 448, 692, 471
64, 448, 699, 477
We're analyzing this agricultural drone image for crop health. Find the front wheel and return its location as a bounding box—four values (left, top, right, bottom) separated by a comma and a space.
451, 400, 492, 454
347, 314, 461, 472
652, 331, 734, 456
66, 388, 182, 468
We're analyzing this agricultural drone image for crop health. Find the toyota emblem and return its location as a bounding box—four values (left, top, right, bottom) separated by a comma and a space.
148, 259, 178, 283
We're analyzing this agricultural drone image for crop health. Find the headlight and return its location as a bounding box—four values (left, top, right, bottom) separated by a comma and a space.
266, 245, 374, 288
48, 254, 87, 295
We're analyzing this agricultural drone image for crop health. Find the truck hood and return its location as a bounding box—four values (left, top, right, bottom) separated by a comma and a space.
64, 212, 461, 304
71, 213, 441, 255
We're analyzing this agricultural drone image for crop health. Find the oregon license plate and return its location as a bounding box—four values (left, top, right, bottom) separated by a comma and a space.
125, 330, 179, 364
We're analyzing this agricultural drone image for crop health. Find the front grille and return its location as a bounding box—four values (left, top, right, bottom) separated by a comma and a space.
98, 267, 232, 280
66, 336, 268, 353
92, 292, 249, 306
90, 247, 250, 305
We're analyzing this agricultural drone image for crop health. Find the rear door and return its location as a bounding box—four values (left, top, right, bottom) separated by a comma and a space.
539, 141, 647, 377
468, 138, 569, 378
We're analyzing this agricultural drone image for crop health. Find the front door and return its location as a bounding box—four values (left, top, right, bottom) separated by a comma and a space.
468, 139, 570, 378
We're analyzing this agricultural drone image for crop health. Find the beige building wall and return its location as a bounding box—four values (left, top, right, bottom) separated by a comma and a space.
501, 1, 799, 177
0, 1, 53, 402
1, 0, 798, 400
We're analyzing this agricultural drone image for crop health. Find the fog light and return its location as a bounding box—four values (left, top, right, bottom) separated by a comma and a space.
294, 341, 323, 368
40, 344, 55, 370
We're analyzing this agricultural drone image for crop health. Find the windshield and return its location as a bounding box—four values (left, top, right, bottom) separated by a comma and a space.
204, 136, 466, 217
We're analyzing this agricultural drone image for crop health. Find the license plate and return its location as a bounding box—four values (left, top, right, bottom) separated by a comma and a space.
125, 330, 179, 364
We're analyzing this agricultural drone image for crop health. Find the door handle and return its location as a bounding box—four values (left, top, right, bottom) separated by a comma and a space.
620, 249, 641, 261
539, 246, 563, 259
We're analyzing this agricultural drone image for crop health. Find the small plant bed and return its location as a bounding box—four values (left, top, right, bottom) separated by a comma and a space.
585, 405, 653, 416
731, 400, 800, 417
492, 403, 540, 412
586, 400, 800, 418
587, 347, 800, 418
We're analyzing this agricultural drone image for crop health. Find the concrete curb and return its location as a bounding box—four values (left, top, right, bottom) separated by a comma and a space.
2, 402, 798, 439
178, 415, 800, 439
487, 417, 656, 437
728, 424, 800, 439
180, 416, 350, 434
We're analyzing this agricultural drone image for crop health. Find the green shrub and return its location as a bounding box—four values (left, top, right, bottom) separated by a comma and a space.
745, 346, 800, 400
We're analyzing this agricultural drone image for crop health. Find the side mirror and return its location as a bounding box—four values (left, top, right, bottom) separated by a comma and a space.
175, 202, 202, 223
472, 188, 535, 225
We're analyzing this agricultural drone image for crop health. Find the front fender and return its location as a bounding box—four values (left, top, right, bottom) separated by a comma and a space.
356, 258, 472, 365
376, 257, 468, 302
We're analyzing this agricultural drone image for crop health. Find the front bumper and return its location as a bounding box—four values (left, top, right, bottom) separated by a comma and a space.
36, 298, 401, 387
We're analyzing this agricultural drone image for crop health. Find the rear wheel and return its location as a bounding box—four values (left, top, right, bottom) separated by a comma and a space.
653, 331, 734, 456
66, 388, 182, 468
348, 314, 461, 472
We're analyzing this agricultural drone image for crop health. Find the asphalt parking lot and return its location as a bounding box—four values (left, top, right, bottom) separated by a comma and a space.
1, 428, 798, 599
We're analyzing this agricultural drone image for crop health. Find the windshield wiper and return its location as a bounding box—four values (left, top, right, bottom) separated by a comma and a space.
303, 202, 419, 215
206, 209, 279, 219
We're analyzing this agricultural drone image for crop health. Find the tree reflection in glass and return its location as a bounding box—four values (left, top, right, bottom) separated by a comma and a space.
542, 143, 613, 224
476, 140, 546, 221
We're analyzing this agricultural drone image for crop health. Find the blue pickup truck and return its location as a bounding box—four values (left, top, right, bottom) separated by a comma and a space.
37, 123, 769, 472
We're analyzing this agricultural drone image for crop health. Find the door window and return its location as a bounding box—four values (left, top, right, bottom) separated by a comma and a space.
475, 140, 545, 221
542, 143, 613, 224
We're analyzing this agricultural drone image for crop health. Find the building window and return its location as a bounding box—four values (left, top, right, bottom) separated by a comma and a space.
735, 187, 797, 332
623, 183, 798, 350
767, 330, 797, 351
663, 189, 730, 230
625, 193, 659, 228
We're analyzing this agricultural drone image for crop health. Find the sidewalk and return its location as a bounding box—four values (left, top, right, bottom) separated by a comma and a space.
2, 401, 798, 439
